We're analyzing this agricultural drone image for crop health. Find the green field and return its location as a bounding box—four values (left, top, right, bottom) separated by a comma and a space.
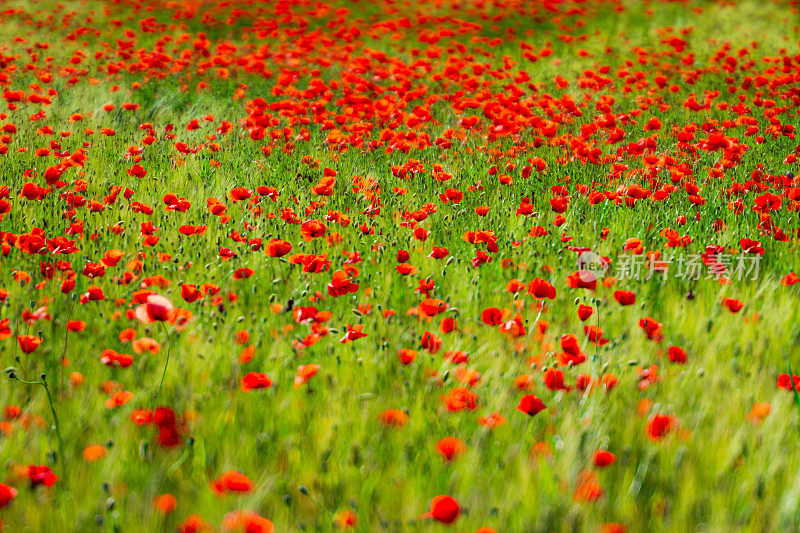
1, 0, 800, 531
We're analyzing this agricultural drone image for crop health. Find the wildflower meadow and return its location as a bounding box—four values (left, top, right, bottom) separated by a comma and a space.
0, 0, 799, 531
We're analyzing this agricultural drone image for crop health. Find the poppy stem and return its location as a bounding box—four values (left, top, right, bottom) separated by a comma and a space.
61, 297, 76, 366
41, 375, 67, 482
12, 298, 24, 365
784, 350, 800, 435
156, 322, 171, 401
593, 298, 601, 374
8, 372, 66, 481
16, 297, 33, 377
8, 373, 39, 386
523, 301, 546, 347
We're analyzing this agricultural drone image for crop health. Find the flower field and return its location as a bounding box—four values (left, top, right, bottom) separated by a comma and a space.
0, 0, 799, 531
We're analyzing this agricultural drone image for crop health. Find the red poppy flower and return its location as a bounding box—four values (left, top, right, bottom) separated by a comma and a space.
241, 372, 273, 392
221, 510, 274, 533
379, 409, 408, 427
613, 290, 636, 306
567, 271, 597, 290
592, 450, 617, 468
560, 334, 582, 356
577, 304, 594, 321
293, 364, 320, 388
422, 495, 460, 524
517, 394, 546, 416
782, 273, 799, 286
442, 387, 478, 412
339, 324, 367, 343
436, 437, 466, 462
135, 294, 175, 324
105, 391, 134, 409
233, 268, 254, 280
514, 374, 534, 391
300, 219, 326, 240
420, 330, 442, 354
440, 317, 456, 333
480, 307, 504, 325
478, 411, 506, 428
573, 469, 603, 502
543, 368, 568, 390
638, 317, 663, 342
396, 264, 417, 275
153, 494, 177, 514
181, 284, 203, 303
397, 349, 418, 365
527, 277, 556, 299
211, 471, 253, 495
776, 374, 800, 391
416, 279, 436, 298
584, 325, 607, 344
739, 238, 764, 255
576, 374, 593, 391
333, 509, 357, 529
668, 346, 687, 363
265, 239, 292, 257
17, 335, 43, 354
0, 482, 17, 507
327, 270, 359, 297
27, 465, 58, 487
67, 320, 86, 332
428, 246, 449, 259
100, 349, 134, 368
177, 514, 212, 533
722, 298, 744, 313
646, 414, 676, 440
418, 298, 448, 317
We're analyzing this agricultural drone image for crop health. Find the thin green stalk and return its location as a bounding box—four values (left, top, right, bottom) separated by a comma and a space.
61, 298, 76, 366
522, 300, 546, 348
156, 321, 171, 402
41, 375, 67, 480
8, 372, 67, 481
593, 297, 601, 373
